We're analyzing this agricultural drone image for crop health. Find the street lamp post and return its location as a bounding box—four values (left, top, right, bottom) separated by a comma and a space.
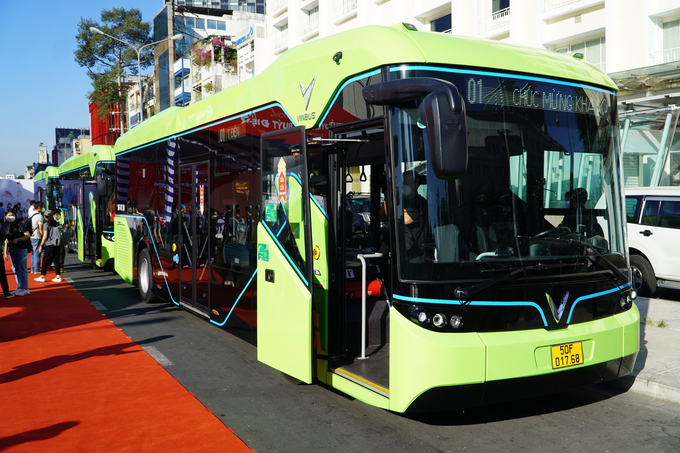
89, 27, 183, 126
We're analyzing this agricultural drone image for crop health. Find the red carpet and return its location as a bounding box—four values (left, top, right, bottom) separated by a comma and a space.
0, 257, 252, 452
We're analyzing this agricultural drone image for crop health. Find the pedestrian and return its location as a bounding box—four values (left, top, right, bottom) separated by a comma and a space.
15, 203, 24, 221
0, 220, 14, 299
35, 210, 63, 283
0, 202, 5, 220
27, 200, 36, 218
29, 202, 44, 275
4, 208, 31, 296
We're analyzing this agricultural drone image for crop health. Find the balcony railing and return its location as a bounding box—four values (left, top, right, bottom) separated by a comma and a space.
273, 29, 289, 53
270, 0, 288, 16
650, 47, 680, 65
301, 13, 320, 37
334, 0, 357, 21
478, 7, 510, 35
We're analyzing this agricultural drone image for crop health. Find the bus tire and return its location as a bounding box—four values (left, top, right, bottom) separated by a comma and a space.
138, 248, 156, 303
631, 254, 657, 298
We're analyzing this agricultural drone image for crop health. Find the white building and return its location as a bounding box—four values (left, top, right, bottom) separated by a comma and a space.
263, 0, 680, 109
38, 143, 48, 165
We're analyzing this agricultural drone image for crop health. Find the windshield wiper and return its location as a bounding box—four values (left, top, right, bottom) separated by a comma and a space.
516, 235, 628, 286
454, 263, 550, 303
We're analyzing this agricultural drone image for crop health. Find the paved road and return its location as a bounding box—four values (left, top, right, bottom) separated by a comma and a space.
65, 256, 680, 453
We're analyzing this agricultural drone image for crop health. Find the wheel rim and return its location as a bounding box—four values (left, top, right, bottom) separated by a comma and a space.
631, 266, 643, 291
140, 258, 150, 294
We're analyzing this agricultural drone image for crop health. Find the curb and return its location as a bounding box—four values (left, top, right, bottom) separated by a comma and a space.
606, 375, 680, 406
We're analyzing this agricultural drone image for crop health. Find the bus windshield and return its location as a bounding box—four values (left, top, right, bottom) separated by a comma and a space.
389, 69, 625, 281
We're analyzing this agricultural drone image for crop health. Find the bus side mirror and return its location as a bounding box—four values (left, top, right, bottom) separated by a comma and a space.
57, 184, 64, 199
96, 168, 108, 197
362, 78, 468, 179
418, 90, 467, 179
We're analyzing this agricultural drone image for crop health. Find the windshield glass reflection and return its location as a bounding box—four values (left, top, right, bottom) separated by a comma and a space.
390, 69, 625, 282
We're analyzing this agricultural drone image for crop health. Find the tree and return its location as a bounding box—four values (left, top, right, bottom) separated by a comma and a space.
74, 8, 153, 120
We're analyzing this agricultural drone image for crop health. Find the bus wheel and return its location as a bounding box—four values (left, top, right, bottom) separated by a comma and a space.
630, 255, 657, 298
138, 248, 156, 303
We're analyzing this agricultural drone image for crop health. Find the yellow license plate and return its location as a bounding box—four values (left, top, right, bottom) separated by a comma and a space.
551, 342, 584, 369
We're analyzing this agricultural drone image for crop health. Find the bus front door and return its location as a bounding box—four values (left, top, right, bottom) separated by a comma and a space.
79, 181, 97, 263
258, 127, 314, 384
178, 162, 210, 316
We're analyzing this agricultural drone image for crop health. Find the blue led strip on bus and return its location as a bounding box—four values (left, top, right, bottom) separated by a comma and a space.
392, 293, 549, 327
388, 66, 616, 95
210, 269, 257, 327
317, 69, 382, 126
116, 213, 179, 305
565, 282, 630, 324
261, 220, 309, 287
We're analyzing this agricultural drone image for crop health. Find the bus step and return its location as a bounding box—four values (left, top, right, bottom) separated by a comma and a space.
333, 344, 389, 397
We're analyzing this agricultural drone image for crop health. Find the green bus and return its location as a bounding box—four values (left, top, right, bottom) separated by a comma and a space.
58, 146, 116, 266
33, 166, 61, 212
110, 24, 639, 412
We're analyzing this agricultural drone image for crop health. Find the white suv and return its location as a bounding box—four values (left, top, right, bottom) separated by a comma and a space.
625, 187, 680, 297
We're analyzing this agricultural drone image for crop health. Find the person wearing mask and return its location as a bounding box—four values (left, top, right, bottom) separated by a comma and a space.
34, 210, 63, 283
29, 202, 45, 274
4, 208, 31, 296
28, 200, 36, 218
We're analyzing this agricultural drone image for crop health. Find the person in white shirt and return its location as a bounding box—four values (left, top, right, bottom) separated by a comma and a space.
29, 202, 44, 274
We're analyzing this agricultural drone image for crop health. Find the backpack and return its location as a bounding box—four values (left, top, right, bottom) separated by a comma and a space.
20, 213, 40, 236
58, 224, 70, 246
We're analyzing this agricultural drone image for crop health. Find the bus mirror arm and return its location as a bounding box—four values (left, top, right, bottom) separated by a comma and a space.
362, 78, 468, 179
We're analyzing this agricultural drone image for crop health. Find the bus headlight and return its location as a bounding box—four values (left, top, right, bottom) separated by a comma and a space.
432, 313, 447, 328
410, 309, 429, 325
619, 293, 633, 310
450, 314, 464, 329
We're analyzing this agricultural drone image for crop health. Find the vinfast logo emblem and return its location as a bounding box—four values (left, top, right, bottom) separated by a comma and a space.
297, 78, 317, 122
546, 291, 569, 322
300, 78, 315, 110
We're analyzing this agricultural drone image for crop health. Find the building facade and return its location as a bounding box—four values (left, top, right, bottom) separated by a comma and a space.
55, 128, 90, 166
262, 0, 680, 187
151, 1, 266, 114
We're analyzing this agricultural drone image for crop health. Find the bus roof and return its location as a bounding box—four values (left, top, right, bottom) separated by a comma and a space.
59, 145, 115, 177
44, 166, 59, 179
115, 24, 617, 154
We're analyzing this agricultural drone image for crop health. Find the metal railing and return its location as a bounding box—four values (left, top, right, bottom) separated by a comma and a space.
356, 252, 382, 360
478, 7, 510, 35
650, 47, 680, 65
334, 0, 357, 19
273, 28, 289, 52
301, 12, 320, 36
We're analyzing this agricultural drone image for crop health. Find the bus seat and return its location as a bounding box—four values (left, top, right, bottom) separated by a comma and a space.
434, 224, 460, 262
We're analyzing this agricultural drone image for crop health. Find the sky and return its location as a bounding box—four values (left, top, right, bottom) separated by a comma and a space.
0, 0, 162, 177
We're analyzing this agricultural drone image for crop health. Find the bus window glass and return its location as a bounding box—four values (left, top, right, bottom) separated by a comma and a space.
261, 131, 308, 273
390, 68, 624, 281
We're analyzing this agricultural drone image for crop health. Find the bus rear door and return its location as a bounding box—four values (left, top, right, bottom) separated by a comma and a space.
258, 127, 314, 383
178, 162, 211, 316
